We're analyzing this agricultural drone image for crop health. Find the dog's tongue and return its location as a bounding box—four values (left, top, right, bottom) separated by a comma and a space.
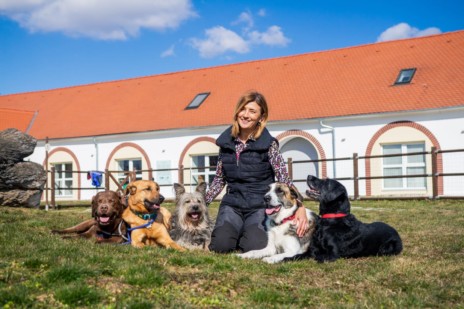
191, 213, 199, 219
265, 207, 280, 215
99, 217, 110, 223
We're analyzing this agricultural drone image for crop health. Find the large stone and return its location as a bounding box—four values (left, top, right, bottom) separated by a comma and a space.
0, 161, 47, 190
0, 128, 37, 166
0, 189, 42, 208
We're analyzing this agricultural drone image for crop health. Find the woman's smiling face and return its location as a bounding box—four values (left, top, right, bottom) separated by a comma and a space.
237, 101, 262, 131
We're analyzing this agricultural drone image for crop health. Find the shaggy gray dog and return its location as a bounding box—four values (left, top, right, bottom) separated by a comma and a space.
170, 182, 213, 250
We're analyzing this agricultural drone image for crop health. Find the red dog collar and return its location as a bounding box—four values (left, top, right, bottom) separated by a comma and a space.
282, 215, 296, 224
321, 213, 348, 219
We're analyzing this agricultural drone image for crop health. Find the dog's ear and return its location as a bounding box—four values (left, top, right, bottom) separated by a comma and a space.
173, 183, 185, 198
125, 184, 137, 196
116, 190, 127, 210
91, 192, 100, 218
196, 182, 207, 196
290, 184, 304, 203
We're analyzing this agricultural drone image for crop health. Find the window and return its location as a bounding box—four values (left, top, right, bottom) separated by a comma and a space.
117, 159, 142, 186
190, 155, 218, 185
53, 162, 73, 197
394, 68, 416, 85
185, 92, 210, 110
382, 143, 426, 189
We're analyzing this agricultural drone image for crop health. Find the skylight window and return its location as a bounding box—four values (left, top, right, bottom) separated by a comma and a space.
394, 68, 416, 85
186, 92, 210, 110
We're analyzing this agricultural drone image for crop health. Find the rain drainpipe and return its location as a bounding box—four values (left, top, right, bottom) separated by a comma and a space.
319, 120, 336, 178
93, 137, 99, 171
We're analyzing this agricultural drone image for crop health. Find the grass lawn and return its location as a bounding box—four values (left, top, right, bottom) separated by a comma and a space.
0, 199, 463, 308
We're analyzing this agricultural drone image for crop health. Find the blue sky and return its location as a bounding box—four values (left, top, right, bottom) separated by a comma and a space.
0, 0, 463, 95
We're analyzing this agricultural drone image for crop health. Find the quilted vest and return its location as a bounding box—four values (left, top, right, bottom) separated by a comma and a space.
216, 126, 276, 210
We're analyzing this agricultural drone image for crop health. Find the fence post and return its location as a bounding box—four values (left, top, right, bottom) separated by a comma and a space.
105, 169, 109, 190
287, 157, 293, 180
353, 153, 359, 200
178, 164, 184, 185
50, 166, 56, 209
431, 146, 438, 199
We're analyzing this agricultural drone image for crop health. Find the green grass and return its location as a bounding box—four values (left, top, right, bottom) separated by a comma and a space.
1, 200, 463, 308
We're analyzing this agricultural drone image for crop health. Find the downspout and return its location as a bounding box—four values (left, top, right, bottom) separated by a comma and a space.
319, 120, 336, 178
93, 137, 99, 171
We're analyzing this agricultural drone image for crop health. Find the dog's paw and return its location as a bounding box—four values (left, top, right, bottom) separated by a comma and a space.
262, 256, 283, 264
236, 253, 250, 259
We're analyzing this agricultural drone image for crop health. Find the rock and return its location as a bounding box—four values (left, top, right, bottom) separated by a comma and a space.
0, 162, 47, 190
0, 128, 37, 166
0, 189, 43, 208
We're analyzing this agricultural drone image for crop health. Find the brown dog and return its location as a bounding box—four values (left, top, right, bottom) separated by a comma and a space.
52, 190, 127, 243
122, 180, 185, 251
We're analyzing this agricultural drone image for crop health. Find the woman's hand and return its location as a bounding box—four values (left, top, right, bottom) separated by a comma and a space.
294, 201, 309, 237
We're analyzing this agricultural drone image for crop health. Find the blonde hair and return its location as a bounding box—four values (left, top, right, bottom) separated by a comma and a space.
231, 91, 269, 139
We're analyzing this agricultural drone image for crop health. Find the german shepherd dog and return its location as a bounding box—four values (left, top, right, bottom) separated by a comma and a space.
237, 183, 317, 263
122, 180, 185, 251
170, 182, 213, 250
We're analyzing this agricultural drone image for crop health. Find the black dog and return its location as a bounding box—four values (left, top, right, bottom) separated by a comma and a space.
305, 175, 403, 262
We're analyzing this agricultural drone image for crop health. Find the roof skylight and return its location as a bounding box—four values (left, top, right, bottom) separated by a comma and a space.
186, 92, 210, 110
394, 68, 416, 85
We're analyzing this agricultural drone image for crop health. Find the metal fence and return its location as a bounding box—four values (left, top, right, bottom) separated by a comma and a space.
43, 147, 464, 208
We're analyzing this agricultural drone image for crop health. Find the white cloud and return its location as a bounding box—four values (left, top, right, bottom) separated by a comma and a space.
190, 10, 290, 58
377, 23, 441, 42
161, 45, 175, 58
233, 11, 253, 29
248, 25, 290, 47
189, 26, 249, 58
0, 0, 197, 40
257, 9, 266, 17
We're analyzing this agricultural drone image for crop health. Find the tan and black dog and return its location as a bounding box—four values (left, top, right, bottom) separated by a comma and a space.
123, 180, 185, 251
52, 190, 127, 244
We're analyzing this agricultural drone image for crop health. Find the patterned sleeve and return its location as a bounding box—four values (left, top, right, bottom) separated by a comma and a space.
205, 150, 226, 205
268, 140, 293, 187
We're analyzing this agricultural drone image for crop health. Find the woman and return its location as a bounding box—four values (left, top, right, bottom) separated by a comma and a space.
205, 90, 309, 253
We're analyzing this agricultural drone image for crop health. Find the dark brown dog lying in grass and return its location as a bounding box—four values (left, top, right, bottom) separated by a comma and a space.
52, 190, 127, 243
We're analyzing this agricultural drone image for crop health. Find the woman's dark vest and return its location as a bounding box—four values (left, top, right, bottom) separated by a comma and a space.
216, 126, 276, 210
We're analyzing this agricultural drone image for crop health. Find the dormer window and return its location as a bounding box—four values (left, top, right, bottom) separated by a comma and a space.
185, 92, 210, 110
394, 68, 416, 85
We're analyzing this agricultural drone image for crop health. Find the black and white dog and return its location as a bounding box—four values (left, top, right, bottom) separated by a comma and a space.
237, 183, 317, 264
305, 175, 403, 262
170, 182, 213, 250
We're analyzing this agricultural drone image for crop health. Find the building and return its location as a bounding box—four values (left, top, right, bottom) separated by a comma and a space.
1, 30, 463, 201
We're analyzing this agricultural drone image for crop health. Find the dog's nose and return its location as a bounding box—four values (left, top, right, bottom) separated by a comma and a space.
159, 195, 165, 204
192, 205, 199, 211
264, 194, 271, 203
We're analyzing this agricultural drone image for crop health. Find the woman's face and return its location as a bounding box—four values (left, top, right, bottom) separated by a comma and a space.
237, 101, 262, 131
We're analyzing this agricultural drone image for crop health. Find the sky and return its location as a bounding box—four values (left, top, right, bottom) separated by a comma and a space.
0, 0, 463, 95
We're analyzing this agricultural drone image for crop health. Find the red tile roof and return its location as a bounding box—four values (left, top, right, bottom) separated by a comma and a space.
1, 30, 463, 140
0, 108, 36, 132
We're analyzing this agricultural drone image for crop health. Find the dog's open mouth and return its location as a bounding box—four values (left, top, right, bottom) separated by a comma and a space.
306, 185, 321, 200
188, 211, 201, 221
144, 200, 160, 212
265, 206, 281, 215
96, 214, 115, 226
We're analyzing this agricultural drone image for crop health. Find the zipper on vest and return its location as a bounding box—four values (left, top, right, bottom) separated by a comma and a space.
236, 152, 239, 166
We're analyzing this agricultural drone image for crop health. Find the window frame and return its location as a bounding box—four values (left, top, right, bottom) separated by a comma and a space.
190, 154, 218, 186
185, 92, 210, 110
53, 162, 73, 197
116, 158, 143, 185
382, 143, 427, 190
394, 68, 416, 85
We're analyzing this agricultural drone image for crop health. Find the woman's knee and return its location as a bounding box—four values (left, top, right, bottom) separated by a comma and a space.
239, 223, 268, 252
209, 221, 240, 253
